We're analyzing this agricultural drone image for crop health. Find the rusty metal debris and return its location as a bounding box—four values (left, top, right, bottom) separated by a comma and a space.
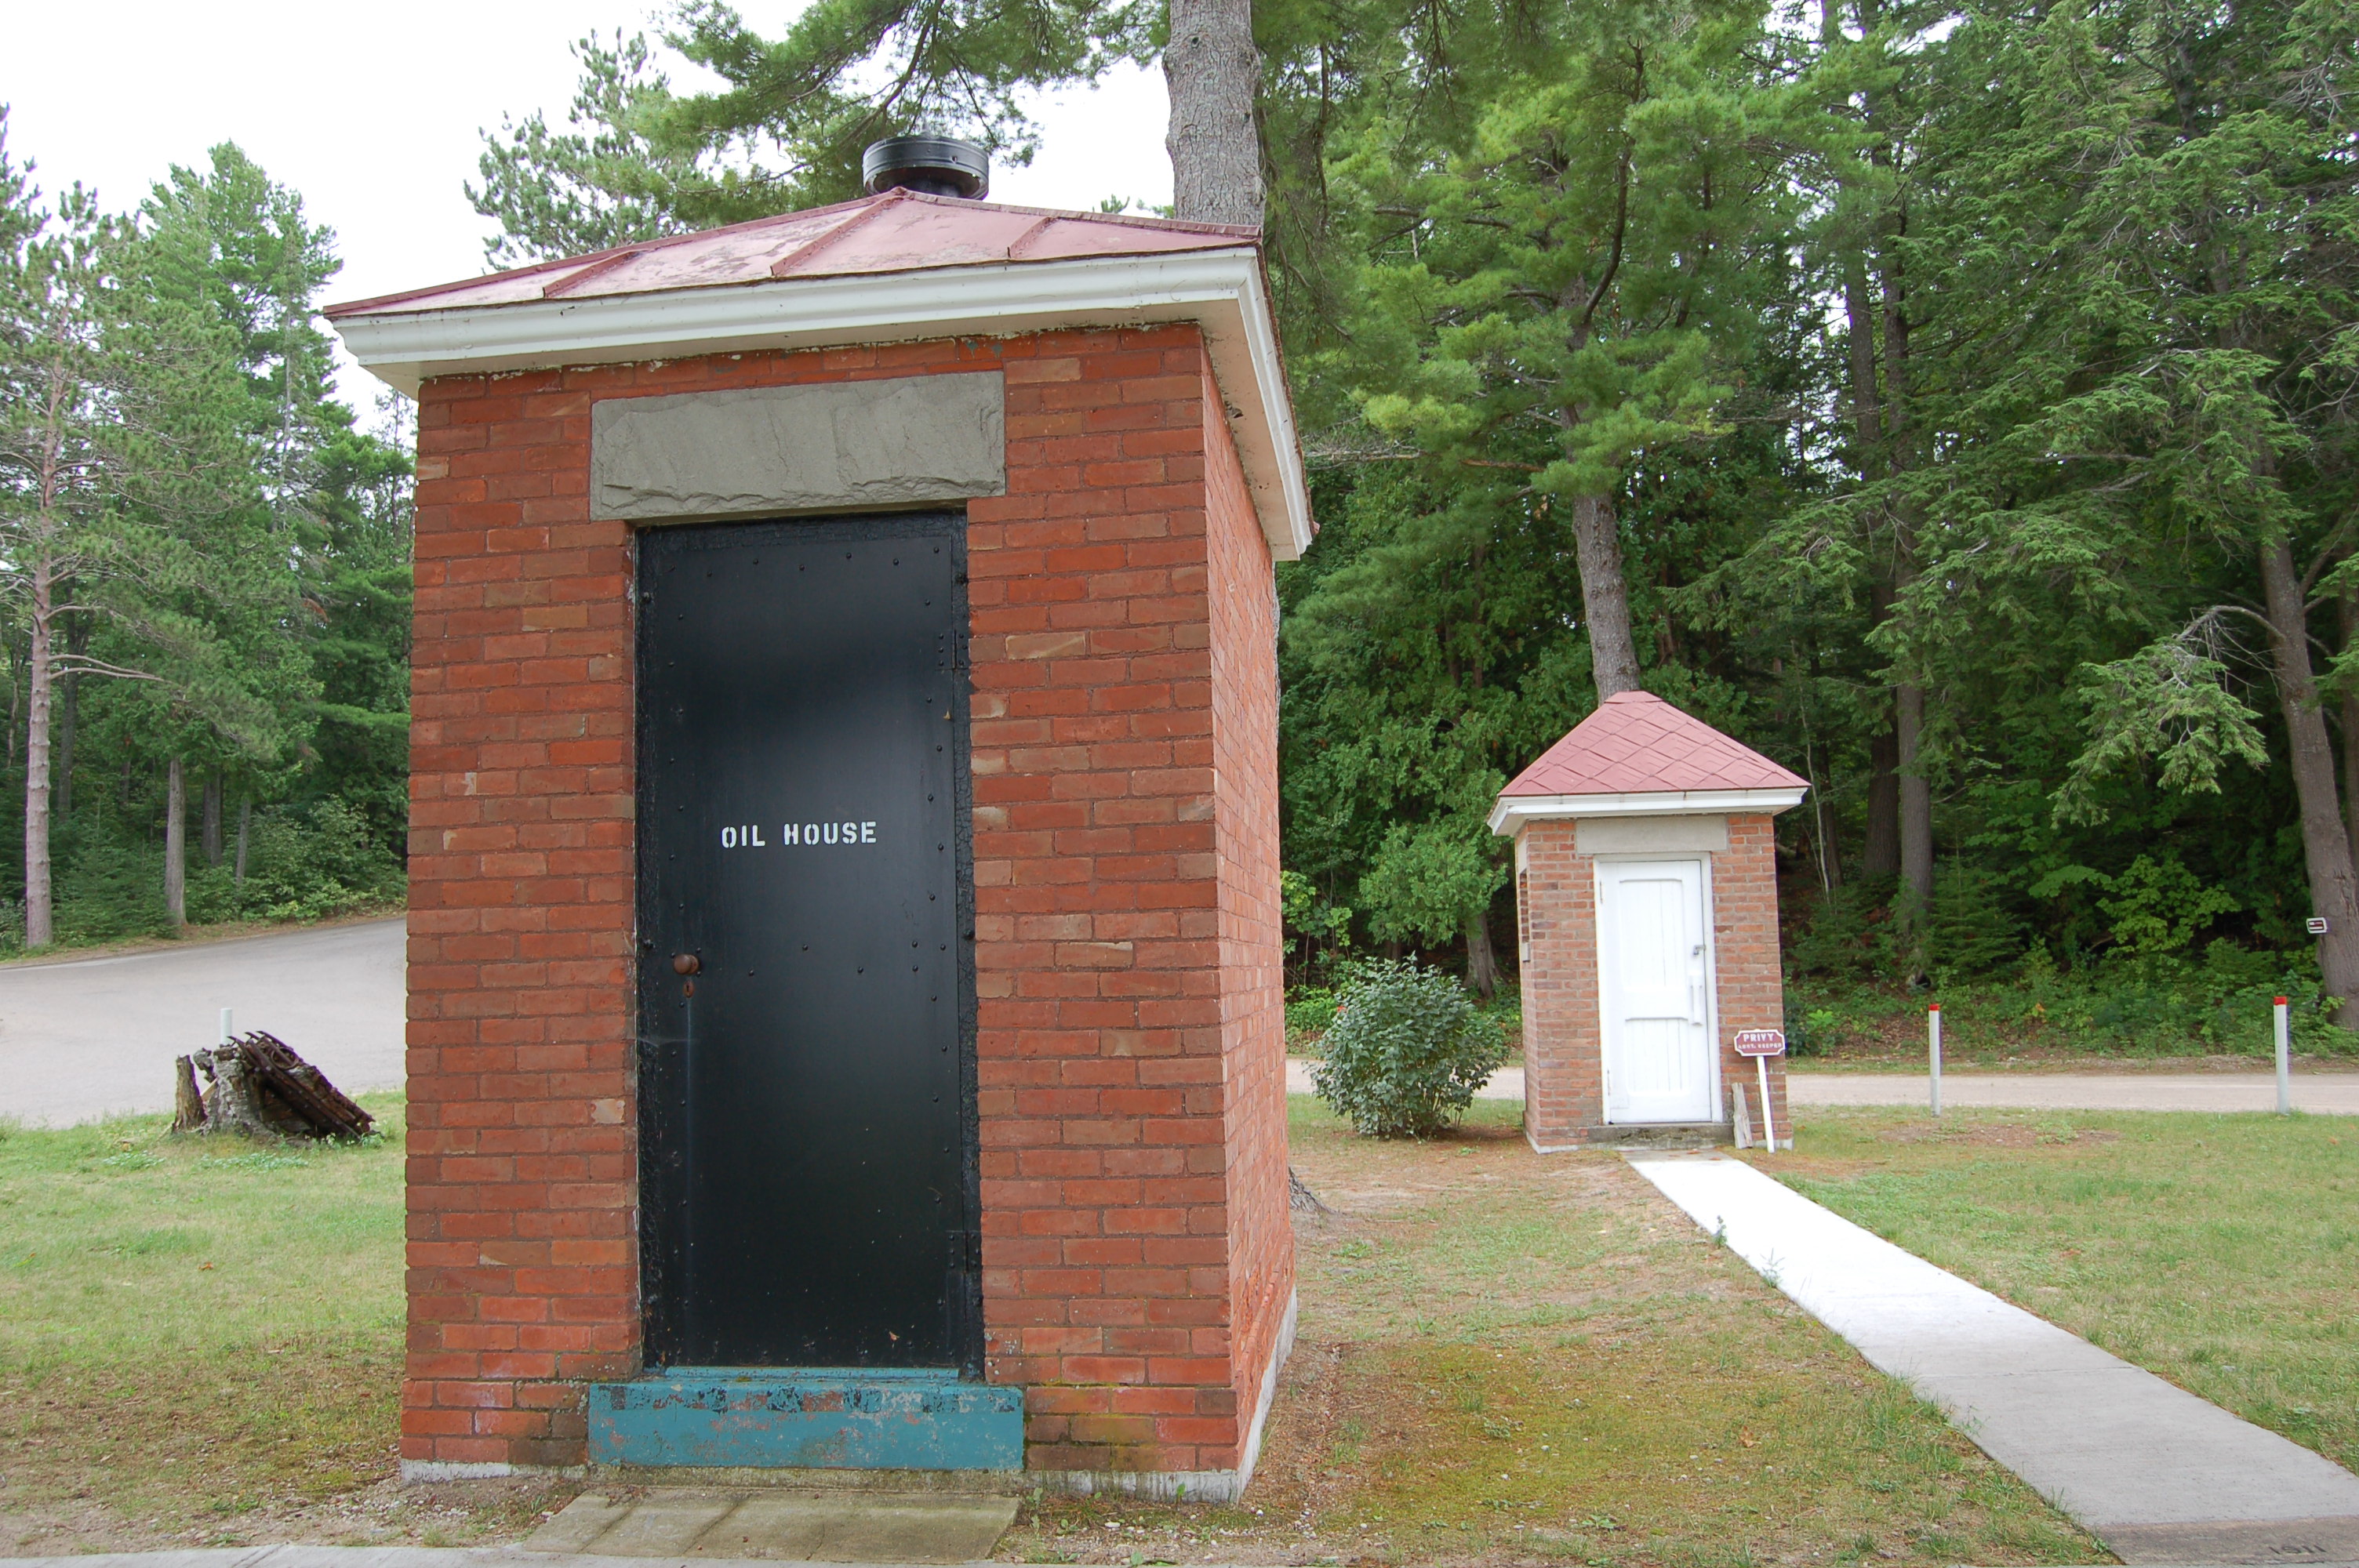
172, 1031, 373, 1141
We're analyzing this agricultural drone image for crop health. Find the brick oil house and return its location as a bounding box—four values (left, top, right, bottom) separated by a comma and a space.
327, 181, 1306, 1495
1491, 691, 1808, 1152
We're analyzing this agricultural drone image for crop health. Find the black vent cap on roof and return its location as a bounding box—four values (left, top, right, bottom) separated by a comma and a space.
862, 136, 990, 200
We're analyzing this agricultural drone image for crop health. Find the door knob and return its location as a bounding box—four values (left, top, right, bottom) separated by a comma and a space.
671, 953, 702, 976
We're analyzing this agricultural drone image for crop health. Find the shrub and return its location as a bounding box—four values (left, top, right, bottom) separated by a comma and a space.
238, 799, 402, 920
1312, 959, 1510, 1138
1926, 865, 2025, 980
1284, 985, 1340, 1045
1787, 881, 1891, 981
53, 842, 173, 945
1785, 996, 1840, 1057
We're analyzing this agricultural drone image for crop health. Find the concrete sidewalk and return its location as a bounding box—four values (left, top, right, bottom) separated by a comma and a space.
0, 1551, 981, 1568
1629, 1152, 2359, 1565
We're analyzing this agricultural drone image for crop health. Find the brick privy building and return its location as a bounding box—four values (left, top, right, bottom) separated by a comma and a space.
328, 167, 1304, 1497
1491, 691, 1808, 1152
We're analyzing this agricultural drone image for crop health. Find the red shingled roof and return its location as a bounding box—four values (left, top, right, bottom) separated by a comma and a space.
325, 188, 1259, 319
1501, 691, 1808, 797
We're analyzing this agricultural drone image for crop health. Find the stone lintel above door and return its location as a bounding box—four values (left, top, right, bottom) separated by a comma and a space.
1575, 815, 1729, 856
591, 371, 1007, 522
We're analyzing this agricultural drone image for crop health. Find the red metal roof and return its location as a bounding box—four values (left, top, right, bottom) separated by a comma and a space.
1501, 691, 1808, 797
325, 189, 1260, 319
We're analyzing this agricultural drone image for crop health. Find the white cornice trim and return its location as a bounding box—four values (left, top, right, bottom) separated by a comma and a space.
329, 249, 1313, 561
1488, 787, 1808, 835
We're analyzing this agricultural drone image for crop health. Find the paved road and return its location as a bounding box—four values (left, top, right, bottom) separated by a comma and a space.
1787, 1070, 2359, 1114
0, 918, 405, 1127
1282, 1058, 2359, 1113
14, 942, 2353, 1127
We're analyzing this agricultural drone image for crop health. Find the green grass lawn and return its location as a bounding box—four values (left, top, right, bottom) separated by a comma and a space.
1772, 1107, 2359, 1474
0, 1098, 565, 1552
2, 1092, 2099, 1564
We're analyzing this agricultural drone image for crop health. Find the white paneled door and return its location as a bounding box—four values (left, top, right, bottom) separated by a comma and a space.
1597, 858, 1714, 1123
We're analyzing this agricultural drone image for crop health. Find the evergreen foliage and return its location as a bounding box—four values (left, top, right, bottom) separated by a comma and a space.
0, 113, 409, 950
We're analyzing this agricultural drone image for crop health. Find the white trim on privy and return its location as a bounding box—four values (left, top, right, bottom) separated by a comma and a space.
330, 249, 1314, 563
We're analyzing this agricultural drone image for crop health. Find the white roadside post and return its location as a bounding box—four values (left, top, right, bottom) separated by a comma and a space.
2274, 995, 2292, 1116
219, 1007, 233, 1046
1734, 1029, 1787, 1153
1928, 1002, 1943, 1118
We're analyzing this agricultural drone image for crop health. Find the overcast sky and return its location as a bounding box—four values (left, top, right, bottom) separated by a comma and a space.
3, 2, 1172, 407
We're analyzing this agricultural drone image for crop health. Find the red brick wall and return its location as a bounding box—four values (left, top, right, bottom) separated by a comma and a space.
1513, 814, 1788, 1150
405, 325, 1289, 1477
1515, 821, 1601, 1148
1714, 815, 1790, 1141
408, 369, 634, 1472
1203, 366, 1294, 1471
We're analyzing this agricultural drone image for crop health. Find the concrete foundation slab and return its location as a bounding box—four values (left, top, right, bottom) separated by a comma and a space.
1629, 1153, 2359, 1563
525, 1491, 1016, 1563
587, 1372, 1023, 1473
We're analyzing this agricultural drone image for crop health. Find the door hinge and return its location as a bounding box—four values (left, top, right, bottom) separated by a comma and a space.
950, 1229, 982, 1271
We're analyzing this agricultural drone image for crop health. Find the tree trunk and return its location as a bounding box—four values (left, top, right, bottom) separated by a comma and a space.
1896, 681, 1934, 924
234, 798, 250, 888
202, 771, 224, 866
1570, 492, 1643, 699
1165, 0, 1263, 227
23, 574, 54, 949
165, 757, 187, 927
1464, 906, 1498, 1000
2261, 536, 2359, 1023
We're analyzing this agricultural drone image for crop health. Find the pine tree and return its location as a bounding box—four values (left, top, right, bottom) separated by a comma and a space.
1330, 0, 1802, 703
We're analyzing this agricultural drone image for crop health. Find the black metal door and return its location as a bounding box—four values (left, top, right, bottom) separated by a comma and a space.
636, 513, 976, 1372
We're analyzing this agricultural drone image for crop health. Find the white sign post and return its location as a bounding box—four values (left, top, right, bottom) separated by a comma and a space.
219, 1007, 234, 1047
1928, 1003, 1943, 1117
1735, 1029, 1787, 1153
2274, 995, 2292, 1116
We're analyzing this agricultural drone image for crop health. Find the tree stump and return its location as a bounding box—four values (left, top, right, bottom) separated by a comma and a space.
174, 1033, 374, 1140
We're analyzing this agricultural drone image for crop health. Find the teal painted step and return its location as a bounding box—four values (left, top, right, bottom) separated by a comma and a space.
589, 1367, 1025, 1471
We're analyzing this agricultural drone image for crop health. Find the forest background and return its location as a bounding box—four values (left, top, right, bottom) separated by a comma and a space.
4, 0, 2355, 1058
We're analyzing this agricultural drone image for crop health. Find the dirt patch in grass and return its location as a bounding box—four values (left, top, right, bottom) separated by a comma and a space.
995, 1100, 2099, 1567
1769, 1107, 2359, 1476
